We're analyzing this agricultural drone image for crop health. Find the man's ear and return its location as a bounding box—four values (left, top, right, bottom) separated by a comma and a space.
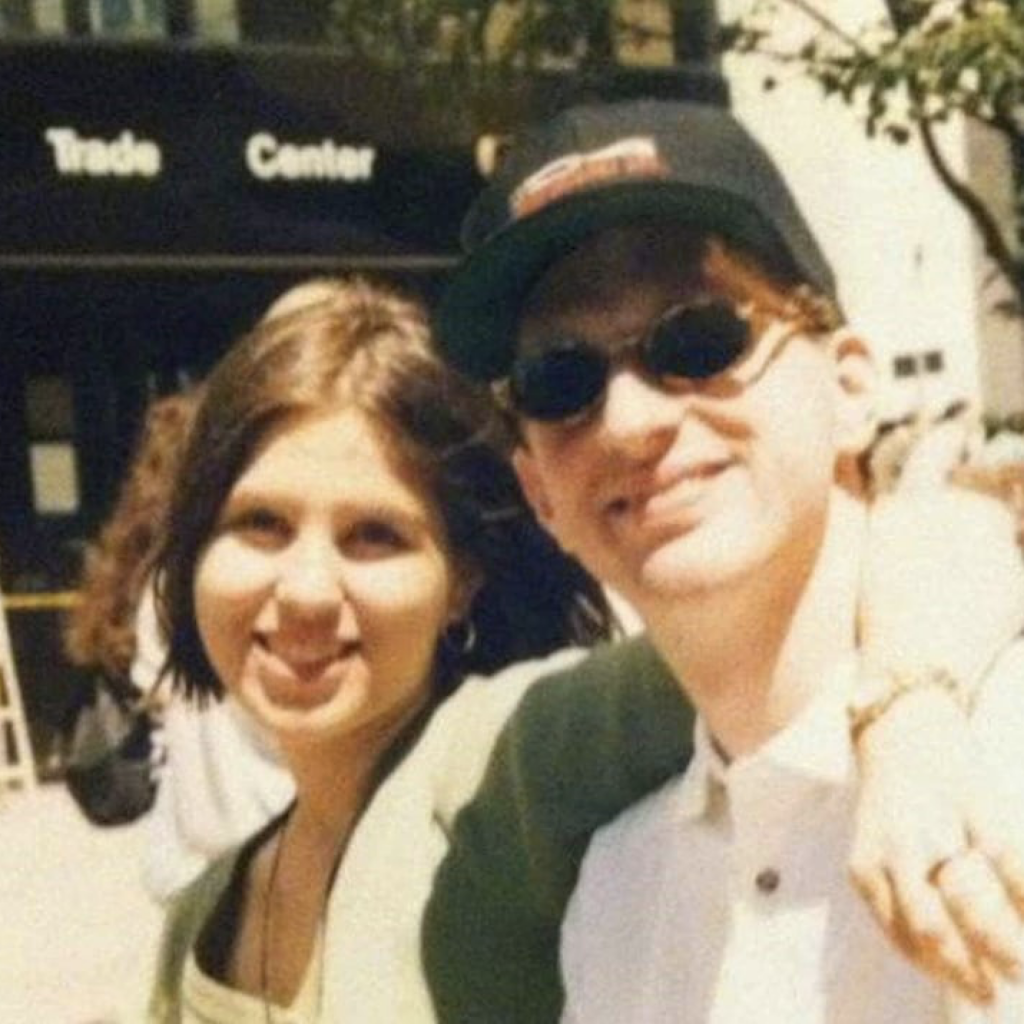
512, 444, 557, 530
830, 328, 879, 457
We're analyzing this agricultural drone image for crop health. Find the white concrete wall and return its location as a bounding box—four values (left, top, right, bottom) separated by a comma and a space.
719, 0, 1023, 420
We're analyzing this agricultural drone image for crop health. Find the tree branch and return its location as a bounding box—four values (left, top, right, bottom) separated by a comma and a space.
917, 118, 1020, 290
776, 0, 866, 51
880, 0, 913, 33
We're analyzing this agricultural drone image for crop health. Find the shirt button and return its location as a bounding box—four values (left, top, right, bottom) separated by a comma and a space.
755, 867, 781, 894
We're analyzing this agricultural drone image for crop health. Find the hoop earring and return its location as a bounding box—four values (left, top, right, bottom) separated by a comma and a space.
444, 618, 477, 656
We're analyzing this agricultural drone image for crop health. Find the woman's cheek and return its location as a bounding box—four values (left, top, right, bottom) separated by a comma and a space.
348, 554, 454, 625
194, 541, 275, 674
197, 538, 275, 604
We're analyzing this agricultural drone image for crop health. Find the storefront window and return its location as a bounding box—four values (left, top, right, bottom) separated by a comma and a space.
24, 376, 79, 518
90, 0, 164, 35
465, 0, 718, 71
615, 0, 677, 67
0, 0, 241, 37
0, 0, 35, 32
192, 0, 236, 40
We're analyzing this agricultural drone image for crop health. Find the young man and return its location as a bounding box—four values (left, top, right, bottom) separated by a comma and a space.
430, 99, 1024, 1020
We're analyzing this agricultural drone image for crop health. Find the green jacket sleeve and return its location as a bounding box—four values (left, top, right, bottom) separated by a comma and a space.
146, 852, 237, 1023
422, 636, 694, 1023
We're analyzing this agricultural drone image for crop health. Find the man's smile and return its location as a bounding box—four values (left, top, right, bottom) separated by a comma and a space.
603, 457, 736, 532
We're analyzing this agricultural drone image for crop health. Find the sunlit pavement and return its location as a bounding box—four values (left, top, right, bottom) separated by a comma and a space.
1, 782, 163, 1023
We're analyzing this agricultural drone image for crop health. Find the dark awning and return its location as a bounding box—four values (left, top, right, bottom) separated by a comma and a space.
2, 40, 487, 264
2, 40, 726, 269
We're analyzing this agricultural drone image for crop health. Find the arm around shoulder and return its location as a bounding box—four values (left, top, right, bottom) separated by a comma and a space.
421, 637, 694, 1023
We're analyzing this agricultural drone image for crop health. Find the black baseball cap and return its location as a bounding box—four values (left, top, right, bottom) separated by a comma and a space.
435, 99, 837, 381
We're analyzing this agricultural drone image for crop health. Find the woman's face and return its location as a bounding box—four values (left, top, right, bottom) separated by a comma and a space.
194, 406, 462, 750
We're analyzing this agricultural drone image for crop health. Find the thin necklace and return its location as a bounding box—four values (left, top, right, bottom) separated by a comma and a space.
258, 806, 358, 1023
254, 733, 421, 1023
260, 811, 290, 1024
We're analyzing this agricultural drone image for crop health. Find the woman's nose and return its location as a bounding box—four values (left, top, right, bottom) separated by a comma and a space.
274, 540, 345, 618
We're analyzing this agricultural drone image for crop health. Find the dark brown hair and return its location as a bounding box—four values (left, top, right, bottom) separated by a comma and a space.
64, 391, 199, 679
157, 277, 611, 701
521, 226, 841, 339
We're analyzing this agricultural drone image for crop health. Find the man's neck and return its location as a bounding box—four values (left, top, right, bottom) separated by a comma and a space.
642, 490, 867, 759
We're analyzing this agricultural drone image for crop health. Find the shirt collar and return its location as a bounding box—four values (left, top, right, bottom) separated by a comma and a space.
674, 657, 857, 822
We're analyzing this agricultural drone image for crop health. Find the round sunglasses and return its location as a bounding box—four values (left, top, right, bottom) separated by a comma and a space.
501, 301, 761, 422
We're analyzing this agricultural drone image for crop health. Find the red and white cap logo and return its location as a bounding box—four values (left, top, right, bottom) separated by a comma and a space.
510, 137, 669, 220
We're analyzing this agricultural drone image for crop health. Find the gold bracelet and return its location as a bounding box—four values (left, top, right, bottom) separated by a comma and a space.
848, 667, 968, 745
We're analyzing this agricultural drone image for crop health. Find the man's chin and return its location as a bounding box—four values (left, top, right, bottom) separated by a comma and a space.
623, 541, 748, 606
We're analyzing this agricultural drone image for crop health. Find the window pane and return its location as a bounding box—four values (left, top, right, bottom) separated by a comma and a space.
25, 376, 75, 441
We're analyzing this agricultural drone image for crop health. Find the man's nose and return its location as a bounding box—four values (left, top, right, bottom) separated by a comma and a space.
598, 367, 688, 458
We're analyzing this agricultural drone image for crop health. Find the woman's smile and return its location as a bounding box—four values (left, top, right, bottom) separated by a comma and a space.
250, 641, 357, 709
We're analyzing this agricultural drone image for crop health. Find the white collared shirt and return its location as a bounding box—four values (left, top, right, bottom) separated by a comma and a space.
560, 649, 1024, 1023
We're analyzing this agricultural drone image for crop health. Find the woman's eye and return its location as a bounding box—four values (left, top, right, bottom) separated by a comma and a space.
226, 508, 290, 546
345, 520, 407, 557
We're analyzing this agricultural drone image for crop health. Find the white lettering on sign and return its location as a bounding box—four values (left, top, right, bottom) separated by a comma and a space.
43, 127, 162, 178
246, 132, 376, 182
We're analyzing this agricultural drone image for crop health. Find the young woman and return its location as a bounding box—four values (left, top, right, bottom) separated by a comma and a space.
147, 277, 612, 1021
143, 279, 365, 904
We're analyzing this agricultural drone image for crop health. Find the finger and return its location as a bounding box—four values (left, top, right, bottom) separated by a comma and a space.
882, 882, 919, 963
975, 832, 1024, 921
891, 862, 995, 1004
849, 858, 896, 935
937, 850, 1024, 981
998, 847, 1024, 920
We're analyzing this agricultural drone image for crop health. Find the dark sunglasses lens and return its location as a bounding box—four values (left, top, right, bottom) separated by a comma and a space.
509, 346, 607, 420
646, 304, 752, 380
